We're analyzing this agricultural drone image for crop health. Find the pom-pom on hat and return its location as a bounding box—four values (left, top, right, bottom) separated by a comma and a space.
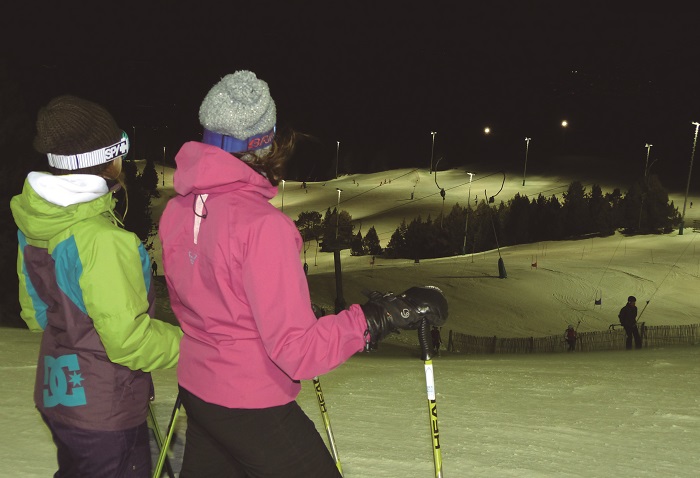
34, 95, 128, 171
199, 70, 276, 154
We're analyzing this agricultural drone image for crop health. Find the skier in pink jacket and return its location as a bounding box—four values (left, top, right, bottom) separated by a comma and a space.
159, 70, 448, 477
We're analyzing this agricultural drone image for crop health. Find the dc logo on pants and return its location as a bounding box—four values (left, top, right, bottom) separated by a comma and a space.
43, 354, 87, 407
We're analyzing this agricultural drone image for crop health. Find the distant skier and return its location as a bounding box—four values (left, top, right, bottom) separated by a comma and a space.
431, 326, 442, 356
564, 324, 577, 352
618, 296, 642, 350
151, 259, 158, 277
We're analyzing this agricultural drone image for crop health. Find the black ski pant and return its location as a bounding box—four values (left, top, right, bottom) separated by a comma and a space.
40, 413, 151, 478
178, 386, 342, 478
623, 324, 642, 349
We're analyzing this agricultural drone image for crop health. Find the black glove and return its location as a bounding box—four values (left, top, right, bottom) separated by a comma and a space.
360, 286, 448, 343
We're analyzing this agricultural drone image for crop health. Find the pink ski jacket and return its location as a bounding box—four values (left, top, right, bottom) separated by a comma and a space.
159, 142, 368, 408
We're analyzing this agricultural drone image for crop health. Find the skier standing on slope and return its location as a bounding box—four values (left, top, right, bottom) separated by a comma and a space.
618, 295, 642, 349
565, 324, 577, 352
159, 70, 448, 477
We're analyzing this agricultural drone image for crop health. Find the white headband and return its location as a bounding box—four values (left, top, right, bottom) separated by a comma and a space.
47, 132, 129, 170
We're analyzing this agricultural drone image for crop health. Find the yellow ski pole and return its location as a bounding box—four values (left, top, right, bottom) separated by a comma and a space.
418, 319, 443, 477
147, 400, 176, 478
152, 394, 181, 478
313, 376, 343, 476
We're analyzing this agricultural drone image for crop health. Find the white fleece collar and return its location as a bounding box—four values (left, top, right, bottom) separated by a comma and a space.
28, 171, 109, 207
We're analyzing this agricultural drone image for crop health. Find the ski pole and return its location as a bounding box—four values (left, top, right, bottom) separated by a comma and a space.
637, 300, 651, 322
147, 401, 176, 478
313, 376, 343, 476
418, 319, 443, 478
153, 394, 182, 478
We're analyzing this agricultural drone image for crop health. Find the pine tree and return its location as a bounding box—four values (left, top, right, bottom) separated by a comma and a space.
503, 193, 532, 245
643, 175, 680, 233
320, 207, 353, 251
620, 182, 643, 234
440, 204, 467, 256
350, 230, 364, 256
362, 226, 383, 255
589, 184, 613, 236
295, 211, 323, 243
385, 220, 408, 258
543, 195, 564, 240
141, 157, 160, 197
562, 181, 591, 237
117, 160, 153, 245
471, 201, 499, 253
605, 188, 624, 230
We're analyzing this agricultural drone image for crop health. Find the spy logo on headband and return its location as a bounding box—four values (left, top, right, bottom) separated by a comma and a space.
105, 136, 129, 160
47, 131, 131, 170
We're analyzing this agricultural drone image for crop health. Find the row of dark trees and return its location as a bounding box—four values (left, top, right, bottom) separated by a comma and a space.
293, 175, 681, 262
385, 176, 679, 259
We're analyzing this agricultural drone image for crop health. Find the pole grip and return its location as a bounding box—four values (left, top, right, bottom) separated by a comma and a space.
418, 318, 432, 361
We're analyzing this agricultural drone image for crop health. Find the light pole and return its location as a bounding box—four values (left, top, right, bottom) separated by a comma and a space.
430, 131, 437, 173
522, 137, 531, 186
638, 156, 661, 230
281, 179, 285, 213
132, 126, 136, 159
335, 141, 340, 179
680, 122, 700, 235
644, 143, 653, 177
162, 146, 165, 186
462, 172, 474, 255
333, 187, 345, 313
335, 188, 342, 238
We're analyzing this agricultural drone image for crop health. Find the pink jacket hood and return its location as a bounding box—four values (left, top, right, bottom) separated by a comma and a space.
172, 141, 277, 198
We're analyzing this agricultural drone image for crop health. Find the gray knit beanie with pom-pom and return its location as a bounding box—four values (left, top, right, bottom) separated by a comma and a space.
199, 71, 276, 154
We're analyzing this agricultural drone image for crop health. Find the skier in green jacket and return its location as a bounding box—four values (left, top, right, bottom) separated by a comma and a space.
10, 95, 182, 478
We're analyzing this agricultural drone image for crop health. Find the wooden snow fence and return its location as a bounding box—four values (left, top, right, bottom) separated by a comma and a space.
446, 323, 699, 355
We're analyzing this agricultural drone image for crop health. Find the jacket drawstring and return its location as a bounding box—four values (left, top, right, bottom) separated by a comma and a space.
193, 194, 209, 244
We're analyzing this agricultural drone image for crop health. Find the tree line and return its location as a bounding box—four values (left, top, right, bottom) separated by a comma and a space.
293, 176, 680, 261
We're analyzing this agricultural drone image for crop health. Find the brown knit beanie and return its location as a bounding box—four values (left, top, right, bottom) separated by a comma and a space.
34, 95, 128, 170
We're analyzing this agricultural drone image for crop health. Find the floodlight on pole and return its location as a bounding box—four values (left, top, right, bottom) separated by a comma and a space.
333, 187, 346, 313
430, 131, 437, 173
644, 143, 653, 177
680, 122, 700, 235
336, 188, 342, 238
463, 172, 475, 255
335, 141, 340, 179
522, 137, 531, 186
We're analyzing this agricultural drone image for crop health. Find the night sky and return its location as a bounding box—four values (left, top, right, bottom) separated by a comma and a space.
3, 2, 699, 188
